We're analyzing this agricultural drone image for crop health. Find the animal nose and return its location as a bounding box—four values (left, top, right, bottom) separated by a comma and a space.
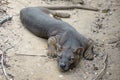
60, 63, 66, 68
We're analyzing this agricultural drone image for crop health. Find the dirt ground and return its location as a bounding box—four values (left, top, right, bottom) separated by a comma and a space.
0, 0, 120, 80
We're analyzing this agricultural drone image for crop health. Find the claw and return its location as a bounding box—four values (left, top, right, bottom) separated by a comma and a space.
47, 50, 57, 58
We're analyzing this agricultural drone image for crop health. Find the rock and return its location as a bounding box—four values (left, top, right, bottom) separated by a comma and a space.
109, 11, 112, 15
94, 72, 98, 75
72, 0, 84, 4
93, 64, 99, 70
106, 72, 112, 75
99, 52, 104, 57
102, 9, 110, 13
59, 75, 63, 78
116, 41, 120, 49
84, 76, 87, 79
98, 3, 102, 7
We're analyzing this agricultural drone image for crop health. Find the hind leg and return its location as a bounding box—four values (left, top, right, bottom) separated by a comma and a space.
52, 12, 70, 18
37, 7, 70, 18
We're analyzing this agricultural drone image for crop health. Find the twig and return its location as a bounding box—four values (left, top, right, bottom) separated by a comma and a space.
15, 53, 47, 57
108, 38, 120, 44
0, 8, 6, 13
0, 15, 12, 26
0, 49, 13, 80
94, 53, 108, 80
43, 5, 99, 11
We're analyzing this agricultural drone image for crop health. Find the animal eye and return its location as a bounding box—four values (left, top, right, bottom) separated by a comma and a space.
71, 57, 74, 60
69, 57, 74, 61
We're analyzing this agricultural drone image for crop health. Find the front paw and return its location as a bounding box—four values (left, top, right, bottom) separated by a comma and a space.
47, 50, 57, 58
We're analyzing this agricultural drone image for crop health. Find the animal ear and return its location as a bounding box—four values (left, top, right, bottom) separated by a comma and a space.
73, 47, 84, 55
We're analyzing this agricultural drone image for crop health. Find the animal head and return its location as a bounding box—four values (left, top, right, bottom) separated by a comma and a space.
57, 47, 84, 71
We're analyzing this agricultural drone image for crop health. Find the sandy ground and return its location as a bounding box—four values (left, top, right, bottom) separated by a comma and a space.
0, 0, 120, 80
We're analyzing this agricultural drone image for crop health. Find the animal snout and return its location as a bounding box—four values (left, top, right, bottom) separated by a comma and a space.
60, 63, 66, 68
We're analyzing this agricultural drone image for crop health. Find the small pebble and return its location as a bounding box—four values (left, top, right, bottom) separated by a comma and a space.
99, 52, 104, 57
84, 76, 87, 79
93, 64, 99, 70
59, 75, 63, 78
106, 72, 112, 75
94, 72, 98, 75
98, 3, 102, 7
109, 12, 112, 15
69, 69, 72, 72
